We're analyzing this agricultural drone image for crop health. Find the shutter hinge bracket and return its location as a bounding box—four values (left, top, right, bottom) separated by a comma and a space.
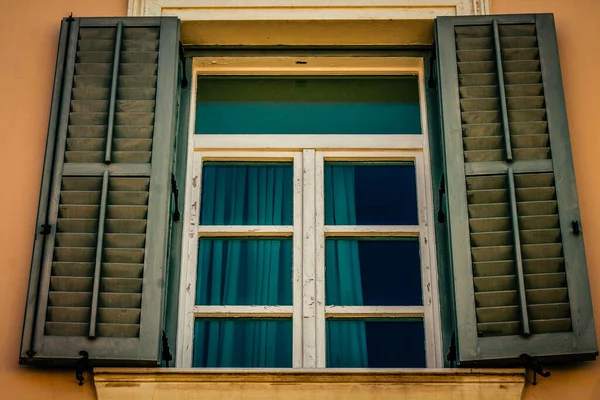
25, 349, 36, 358
162, 330, 173, 367
179, 42, 189, 89
519, 354, 551, 385
572, 220, 581, 235
39, 224, 51, 235
437, 174, 446, 223
171, 174, 181, 222
66, 12, 74, 22
75, 350, 89, 386
446, 331, 457, 367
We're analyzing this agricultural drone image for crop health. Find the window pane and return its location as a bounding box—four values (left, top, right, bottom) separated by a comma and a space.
327, 320, 426, 368
197, 239, 292, 305
326, 239, 422, 306
193, 319, 292, 367
324, 163, 418, 225
196, 77, 421, 134
200, 163, 293, 225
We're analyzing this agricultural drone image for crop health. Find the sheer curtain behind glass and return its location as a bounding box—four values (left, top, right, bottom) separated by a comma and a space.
194, 164, 293, 367
324, 165, 368, 367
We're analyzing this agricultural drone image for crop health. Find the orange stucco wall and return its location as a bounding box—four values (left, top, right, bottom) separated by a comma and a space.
1, 0, 599, 398
0, 2, 127, 398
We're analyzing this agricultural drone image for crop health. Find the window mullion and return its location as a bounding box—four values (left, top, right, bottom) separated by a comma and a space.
301, 149, 318, 368
314, 151, 326, 368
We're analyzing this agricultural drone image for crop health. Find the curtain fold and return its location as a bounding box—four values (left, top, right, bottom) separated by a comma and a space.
194, 164, 292, 367
325, 165, 368, 367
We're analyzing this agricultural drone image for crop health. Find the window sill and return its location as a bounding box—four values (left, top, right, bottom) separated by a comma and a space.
94, 368, 525, 400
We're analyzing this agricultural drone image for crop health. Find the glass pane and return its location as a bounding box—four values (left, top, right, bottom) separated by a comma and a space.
196, 77, 421, 134
327, 320, 426, 368
197, 239, 292, 305
326, 239, 422, 306
324, 163, 418, 225
193, 319, 292, 367
200, 163, 293, 225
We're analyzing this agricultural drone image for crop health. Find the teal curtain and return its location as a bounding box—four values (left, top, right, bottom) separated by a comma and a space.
325, 165, 368, 367
194, 164, 293, 367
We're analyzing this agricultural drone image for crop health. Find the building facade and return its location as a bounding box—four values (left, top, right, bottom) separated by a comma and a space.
1, 0, 600, 398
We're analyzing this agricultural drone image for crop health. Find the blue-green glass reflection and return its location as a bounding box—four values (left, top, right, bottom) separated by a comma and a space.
200, 163, 293, 225
195, 77, 421, 134
326, 239, 422, 306
325, 163, 418, 225
196, 239, 293, 306
327, 320, 426, 368
193, 319, 292, 367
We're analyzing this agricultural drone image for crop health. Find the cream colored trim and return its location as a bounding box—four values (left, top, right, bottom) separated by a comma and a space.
94, 368, 524, 400
128, 0, 491, 18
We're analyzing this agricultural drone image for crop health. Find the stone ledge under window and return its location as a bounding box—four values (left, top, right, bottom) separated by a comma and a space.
94, 368, 525, 400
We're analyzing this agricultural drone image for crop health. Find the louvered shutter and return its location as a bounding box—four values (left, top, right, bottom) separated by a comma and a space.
20, 16, 179, 365
436, 13, 597, 365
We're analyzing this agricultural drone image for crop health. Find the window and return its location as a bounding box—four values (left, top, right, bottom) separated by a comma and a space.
176, 57, 442, 368
20, 14, 597, 370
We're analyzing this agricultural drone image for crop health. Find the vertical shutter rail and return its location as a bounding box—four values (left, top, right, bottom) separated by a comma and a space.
507, 167, 530, 334
88, 170, 110, 337
104, 22, 123, 164
23, 18, 72, 357
32, 18, 81, 346
492, 19, 513, 162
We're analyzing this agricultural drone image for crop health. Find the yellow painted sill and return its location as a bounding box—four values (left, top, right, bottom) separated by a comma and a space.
94, 368, 525, 400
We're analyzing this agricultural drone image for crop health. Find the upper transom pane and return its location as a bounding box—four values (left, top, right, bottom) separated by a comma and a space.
195, 77, 421, 134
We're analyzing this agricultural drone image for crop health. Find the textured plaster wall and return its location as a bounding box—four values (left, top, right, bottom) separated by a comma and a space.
491, 1, 600, 398
1, 0, 599, 398
0, 2, 127, 399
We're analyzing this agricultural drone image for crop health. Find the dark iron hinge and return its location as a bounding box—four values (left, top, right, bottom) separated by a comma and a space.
519, 354, 551, 385
162, 330, 173, 367
75, 350, 89, 386
572, 220, 581, 235
39, 224, 51, 235
437, 174, 446, 223
179, 42, 189, 89
446, 331, 457, 367
171, 173, 181, 222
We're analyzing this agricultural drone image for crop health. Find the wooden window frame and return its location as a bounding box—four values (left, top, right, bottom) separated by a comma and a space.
176, 56, 443, 368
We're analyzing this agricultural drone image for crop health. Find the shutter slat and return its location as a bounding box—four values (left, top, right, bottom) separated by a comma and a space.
104, 233, 146, 248
121, 52, 158, 64
47, 307, 91, 322
97, 323, 139, 337
45, 322, 88, 336
67, 138, 106, 151
52, 262, 95, 277
71, 100, 109, 112
102, 263, 144, 278
75, 63, 112, 75
120, 64, 157, 75
477, 321, 521, 336
105, 219, 146, 233
525, 272, 566, 289
99, 293, 142, 308
98, 308, 141, 324
50, 276, 93, 292
530, 319, 571, 334
526, 288, 569, 304
121, 40, 159, 52
476, 290, 518, 308
100, 278, 143, 293
474, 275, 516, 292
476, 305, 520, 323
528, 303, 570, 320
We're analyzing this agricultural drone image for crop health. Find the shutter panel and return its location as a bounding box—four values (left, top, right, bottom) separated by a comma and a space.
436, 13, 597, 365
21, 16, 179, 366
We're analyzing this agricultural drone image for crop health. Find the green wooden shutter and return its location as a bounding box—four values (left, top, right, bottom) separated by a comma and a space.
20, 16, 179, 366
436, 13, 597, 365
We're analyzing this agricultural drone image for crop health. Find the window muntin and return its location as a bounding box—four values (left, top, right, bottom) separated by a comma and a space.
179, 57, 441, 368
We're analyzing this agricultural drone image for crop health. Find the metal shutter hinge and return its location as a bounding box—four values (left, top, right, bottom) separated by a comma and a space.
519, 354, 551, 385
162, 330, 173, 367
437, 174, 446, 223
446, 331, 456, 367
171, 174, 181, 222
75, 350, 89, 386
39, 224, 51, 235
179, 42, 189, 89
572, 220, 581, 235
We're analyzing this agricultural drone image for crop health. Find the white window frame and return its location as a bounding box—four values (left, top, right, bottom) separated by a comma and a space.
177, 56, 442, 368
